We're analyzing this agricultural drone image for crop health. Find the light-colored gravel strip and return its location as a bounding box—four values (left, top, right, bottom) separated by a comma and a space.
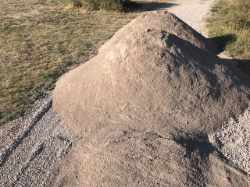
209, 107, 250, 175
0, 97, 73, 186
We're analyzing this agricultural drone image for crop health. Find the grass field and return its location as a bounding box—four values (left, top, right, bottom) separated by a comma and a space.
207, 0, 250, 59
0, 0, 137, 124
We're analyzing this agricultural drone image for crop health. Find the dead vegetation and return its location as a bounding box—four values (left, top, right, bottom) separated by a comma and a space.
0, 0, 137, 124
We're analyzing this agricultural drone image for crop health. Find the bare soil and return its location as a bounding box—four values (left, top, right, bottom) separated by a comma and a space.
53, 11, 250, 186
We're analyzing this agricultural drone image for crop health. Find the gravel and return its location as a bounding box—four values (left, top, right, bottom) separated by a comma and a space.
0, 97, 73, 186
209, 107, 250, 175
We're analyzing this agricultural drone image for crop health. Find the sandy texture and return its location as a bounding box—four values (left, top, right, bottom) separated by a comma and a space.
54, 128, 250, 187
53, 11, 250, 186
54, 11, 249, 137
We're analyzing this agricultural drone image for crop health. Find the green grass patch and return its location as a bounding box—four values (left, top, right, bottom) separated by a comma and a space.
0, 0, 137, 124
207, 0, 250, 59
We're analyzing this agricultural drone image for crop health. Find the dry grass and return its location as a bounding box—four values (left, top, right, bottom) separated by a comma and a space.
207, 0, 250, 59
0, 0, 137, 124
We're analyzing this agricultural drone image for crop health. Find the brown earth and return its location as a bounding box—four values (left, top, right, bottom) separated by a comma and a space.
53, 11, 250, 186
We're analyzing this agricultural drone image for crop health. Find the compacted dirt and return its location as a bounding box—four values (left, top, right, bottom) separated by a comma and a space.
1, 1, 250, 187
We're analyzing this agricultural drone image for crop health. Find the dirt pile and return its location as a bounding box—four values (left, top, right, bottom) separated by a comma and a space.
53, 11, 250, 186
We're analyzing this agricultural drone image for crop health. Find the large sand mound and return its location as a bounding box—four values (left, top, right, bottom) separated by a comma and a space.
53, 11, 250, 186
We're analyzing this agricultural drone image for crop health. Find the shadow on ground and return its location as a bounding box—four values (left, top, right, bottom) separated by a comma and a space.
209, 34, 250, 77
126, 1, 177, 12
209, 34, 236, 54
224, 58, 250, 77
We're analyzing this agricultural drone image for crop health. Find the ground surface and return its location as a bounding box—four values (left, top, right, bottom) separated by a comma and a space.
0, 97, 73, 186
1, 0, 249, 186
0, 0, 217, 125
209, 107, 250, 175
168, 0, 215, 33
207, 0, 250, 59
0, 0, 137, 124
53, 9, 250, 186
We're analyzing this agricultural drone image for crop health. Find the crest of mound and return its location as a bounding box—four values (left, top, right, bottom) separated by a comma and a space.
99, 11, 216, 53
53, 11, 249, 136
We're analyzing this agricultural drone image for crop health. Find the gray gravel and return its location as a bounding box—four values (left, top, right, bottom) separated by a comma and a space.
0, 97, 73, 187
209, 107, 250, 175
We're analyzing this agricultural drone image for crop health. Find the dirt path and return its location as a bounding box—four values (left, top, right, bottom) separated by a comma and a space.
137, 0, 215, 33
138, 0, 215, 32
0, 1, 218, 186
166, 0, 215, 33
